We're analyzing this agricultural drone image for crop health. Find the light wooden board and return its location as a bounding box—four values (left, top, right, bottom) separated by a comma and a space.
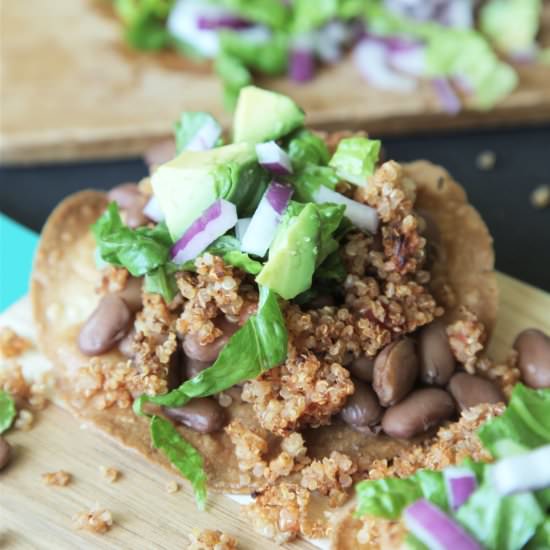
2, 0, 550, 165
0, 272, 549, 549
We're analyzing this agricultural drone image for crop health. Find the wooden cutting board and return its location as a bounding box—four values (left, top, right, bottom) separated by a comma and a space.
2, 0, 550, 165
1, 272, 549, 549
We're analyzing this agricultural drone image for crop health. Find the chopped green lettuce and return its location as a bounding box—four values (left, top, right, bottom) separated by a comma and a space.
174, 112, 222, 154
527, 518, 550, 550
150, 415, 207, 509
144, 264, 179, 302
315, 251, 347, 282
291, 0, 365, 33
0, 390, 16, 434
284, 129, 330, 170
480, 0, 541, 55
478, 383, 550, 459
329, 137, 381, 186
215, 0, 290, 29
291, 165, 339, 202
92, 203, 172, 277
214, 53, 253, 110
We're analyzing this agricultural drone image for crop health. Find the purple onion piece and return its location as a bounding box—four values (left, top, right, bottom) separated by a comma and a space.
432, 78, 462, 115
235, 218, 252, 242
404, 499, 481, 550
443, 467, 477, 511
313, 185, 378, 234
196, 14, 252, 30
289, 48, 315, 83
186, 118, 222, 152
388, 44, 426, 77
171, 199, 237, 264
256, 141, 293, 175
143, 195, 165, 222
241, 182, 293, 257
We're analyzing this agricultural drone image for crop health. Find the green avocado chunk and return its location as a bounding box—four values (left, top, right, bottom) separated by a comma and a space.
152, 142, 268, 240
256, 203, 320, 299
233, 86, 305, 144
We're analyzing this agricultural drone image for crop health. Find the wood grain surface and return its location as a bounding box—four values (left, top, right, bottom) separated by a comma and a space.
0, 272, 549, 549
1, 0, 550, 165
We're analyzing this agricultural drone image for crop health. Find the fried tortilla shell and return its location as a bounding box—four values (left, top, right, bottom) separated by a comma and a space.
31, 159, 496, 499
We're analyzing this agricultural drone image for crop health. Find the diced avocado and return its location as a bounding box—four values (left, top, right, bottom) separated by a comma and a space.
152, 142, 269, 240
233, 86, 305, 144
256, 203, 320, 299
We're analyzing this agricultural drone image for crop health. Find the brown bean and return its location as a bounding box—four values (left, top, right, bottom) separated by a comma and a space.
341, 380, 383, 432
78, 294, 132, 356
107, 183, 148, 228
307, 294, 336, 309
347, 355, 375, 382
382, 388, 455, 439
167, 348, 184, 391
164, 397, 226, 433
118, 328, 135, 358
184, 357, 213, 380
116, 277, 143, 313
448, 372, 504, 411
144, 139, 177, 170
514, 328, 550, 389
182, 317, 240, 362
419, 320, 455, 386
373, 338, 418, 406
0, 437, 11, 470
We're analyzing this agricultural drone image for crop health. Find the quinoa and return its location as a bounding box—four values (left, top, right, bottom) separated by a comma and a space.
242, 350, 353, 435
14, 409, 34, 431
99, 466, 121, 483
300, 451, 357, 507
447, 307, 486, 373
165, 480, 180, 494
474, 351, 521, 398
73, 505, 113, 534
0, 327, 32, 358
188, 529, 238, 550
42, 470, 72, 486
96, 266, 129, 295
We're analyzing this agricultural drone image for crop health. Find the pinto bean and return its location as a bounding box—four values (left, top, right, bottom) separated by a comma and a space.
373, 338, 418, 406
116, 277, 143, 313
382, 388, 455, 439
184, 357, 213, 380
118, 328, 135, 358
164, 397, 226, 433
347, 355, 375, 382
341, 380, 383, 432
419, 320, 455, 386
167, 348, 184, 391
107, 183, 148, 228
0, 437, 11, 470
182, 317, 240, 363
514, 328, 550, 389
78, 294, 132, 356
447, 372, 504, 411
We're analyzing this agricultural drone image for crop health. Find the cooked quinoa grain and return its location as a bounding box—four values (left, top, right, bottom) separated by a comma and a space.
0, 327, 32, 358
99, 466, 121, 483
42, 470, 72, 487
73, 505, 113, 534
188, 528, 238, 549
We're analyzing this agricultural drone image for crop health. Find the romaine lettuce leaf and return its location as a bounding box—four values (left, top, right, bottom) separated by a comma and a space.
216, 0, 290, 29
329, 137, 381, 186
93, 202, 172, 277
0, 390, 16, 434
150, 415, 207, 509
214, 53, 252, 110
144, 264, 179, 302
291, 0, 365, 33
173, 112, 222, 154
526, 518, 550, 550
285, 129, 330, 170
291, 165, 339, 202
478, 383, 550, 459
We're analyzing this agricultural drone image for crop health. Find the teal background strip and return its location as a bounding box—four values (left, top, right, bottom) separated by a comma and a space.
0, 213, 38, 312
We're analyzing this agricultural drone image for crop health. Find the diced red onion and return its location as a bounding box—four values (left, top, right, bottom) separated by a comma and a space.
508, 47, 538, 64
491, 444, 550, 496
171, 199, 237, 264
404, 499, 481, 550
143, 196, 165, 223
353, 38, 417, 92
235, 218, 251, 242
452, 74, 474, 95
315, 21, 354, 63
314, 185, 378, 234
441, 1, 474, 29
256, 141, 293, 175
241, 182, 293, 257
388, 43, 426, 76
444, 467, 477, 511
196, 14, 252, 30
186, 117, 222, 152
432, 78, 461, 115
289, 46, 315, 83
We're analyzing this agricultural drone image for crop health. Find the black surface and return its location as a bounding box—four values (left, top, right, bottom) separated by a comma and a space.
1, 126, 549, 291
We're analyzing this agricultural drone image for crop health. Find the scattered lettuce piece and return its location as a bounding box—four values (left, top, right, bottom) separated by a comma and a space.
285, 129, 330, 171
291, 0, 365, 33
355, 469, 447, 520
113, 0, 174, 50
527, 518, 550, 550
291, 165, 339, 202
173, 112, 222, 154
316, 251, 346, 282
134, 285, 287, 412
144, 263, 179, 302
150, 415, 207, 509
182, 236, 262, 274
316, 202, 347, 264
0, 390, 16, 434
329, 137, 381, 186
92, 203, 172, 277
478, 383, 550, 459
456, 479, 545, 550
214, 53, 253, 110
216, 0, 290, 29
480, 0, 541, 55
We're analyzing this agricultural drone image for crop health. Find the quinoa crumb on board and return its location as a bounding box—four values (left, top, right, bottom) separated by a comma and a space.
187, 528, 238, 550
165, 480, 180, 494
530, 184, 550, 209
0, 327, 32, 358
476, 150, 496, 171
99, 465, 121, 483
42, 470, 72, 487
72, 505, 113, 534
